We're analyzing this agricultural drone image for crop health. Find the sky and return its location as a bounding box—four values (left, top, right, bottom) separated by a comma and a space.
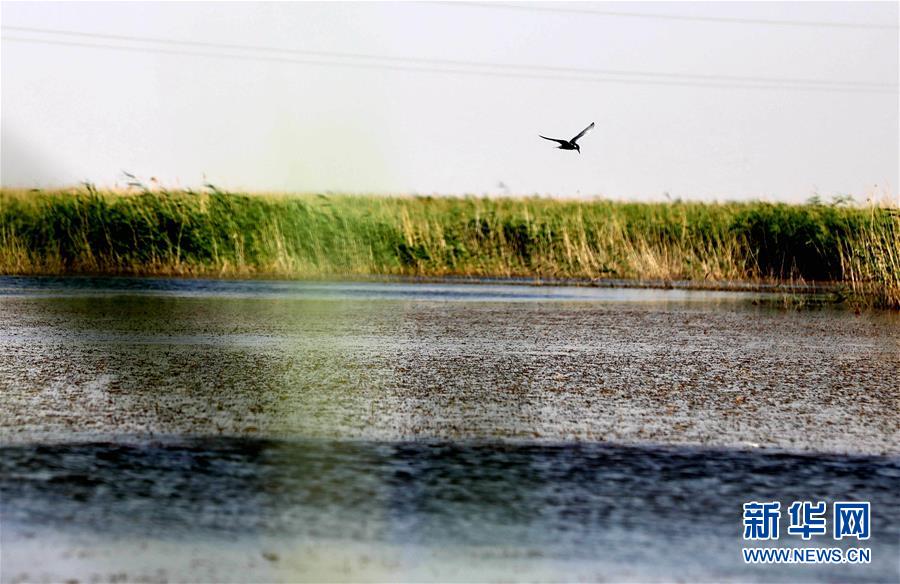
1, 1, 898, 202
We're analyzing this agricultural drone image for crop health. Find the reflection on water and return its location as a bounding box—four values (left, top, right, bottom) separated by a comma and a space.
0, 275, 771, 302
1, 439, 898, 582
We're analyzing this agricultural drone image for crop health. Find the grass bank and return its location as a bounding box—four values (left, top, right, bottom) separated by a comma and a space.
1, 186, 897, 308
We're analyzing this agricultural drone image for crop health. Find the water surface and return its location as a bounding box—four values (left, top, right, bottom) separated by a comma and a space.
1, 277, 898, 582
3, 439, 899, 582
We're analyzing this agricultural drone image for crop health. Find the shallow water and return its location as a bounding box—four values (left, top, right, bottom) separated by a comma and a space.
0, 275, 769, 302
1, 276, 898, 582
3, 439, 899, 583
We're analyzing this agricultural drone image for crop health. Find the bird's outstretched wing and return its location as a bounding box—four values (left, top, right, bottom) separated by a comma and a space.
540, 135, 568, 145
570, 122, 595, 144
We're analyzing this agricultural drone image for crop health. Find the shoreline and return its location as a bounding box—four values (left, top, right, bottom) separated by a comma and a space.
1, 270, 844, 294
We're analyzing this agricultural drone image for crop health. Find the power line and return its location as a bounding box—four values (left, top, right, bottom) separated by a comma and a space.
3, 25, 895, 91
2, 35, 896, 94
4, 35, 892, 94
440, 2, 900, 30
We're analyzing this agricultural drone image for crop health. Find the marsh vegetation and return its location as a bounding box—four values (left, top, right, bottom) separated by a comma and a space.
1, 186, 897, 307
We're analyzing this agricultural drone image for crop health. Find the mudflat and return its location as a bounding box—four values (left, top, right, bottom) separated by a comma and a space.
0, 278, 897, 453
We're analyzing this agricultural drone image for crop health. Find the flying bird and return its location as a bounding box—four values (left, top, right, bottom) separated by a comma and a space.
539, 122, 595, 154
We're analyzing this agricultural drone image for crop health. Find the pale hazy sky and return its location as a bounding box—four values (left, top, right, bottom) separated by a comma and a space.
1, 1, 898, 201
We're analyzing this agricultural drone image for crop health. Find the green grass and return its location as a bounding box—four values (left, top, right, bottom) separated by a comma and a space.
1, 186, 897, 308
